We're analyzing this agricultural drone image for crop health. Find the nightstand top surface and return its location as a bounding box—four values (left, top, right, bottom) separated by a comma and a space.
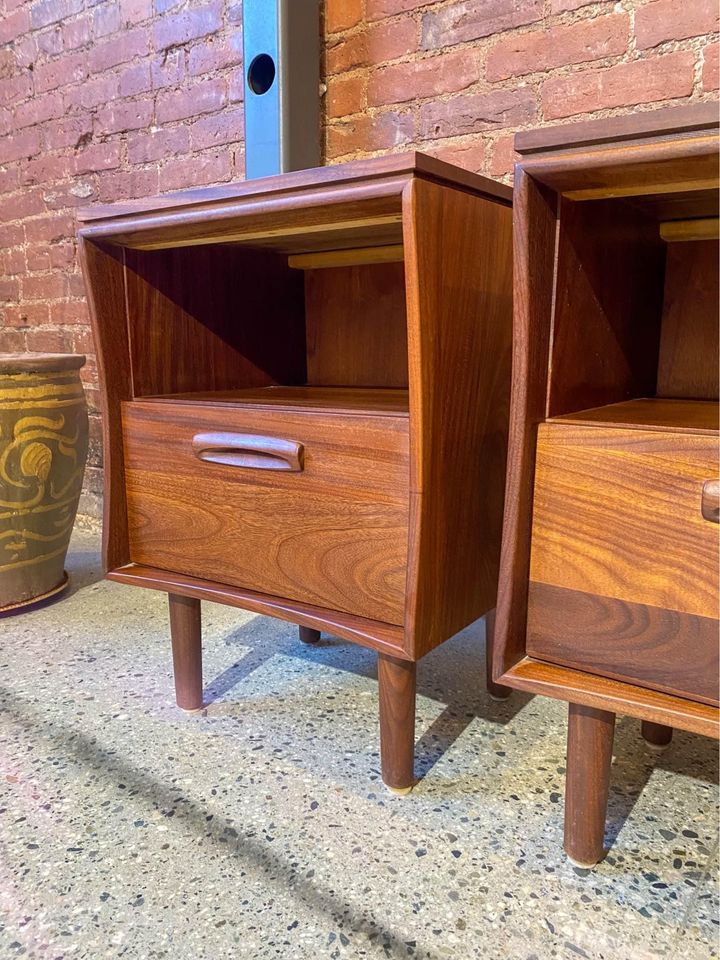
515, 102, 719, 156
77, 151, 511, 224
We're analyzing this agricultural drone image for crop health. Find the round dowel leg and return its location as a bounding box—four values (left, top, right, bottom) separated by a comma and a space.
485, 608, 512, 701
564, 702, 615, 868
168, 593, 203, 711
641, 720, 673, 750
378, 653, 416, 794
299, 625, 321, 644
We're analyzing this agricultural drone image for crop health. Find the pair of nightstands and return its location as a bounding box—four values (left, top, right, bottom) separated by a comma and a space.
79, 105, 719, 865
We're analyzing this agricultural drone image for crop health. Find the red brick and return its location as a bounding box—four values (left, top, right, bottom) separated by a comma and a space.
156, 77, 226, 122
24, 213, 74, 243
92, 2, 121, 37
420, 88, 536, 140
703, 42, 720, 90
0, 128, 42, 164
43, 114, 93, 149
97, 167, 159, 201
367, 0, 433, 18
151, 49, 186, 88
636, 0, 719, 50
12, 35, 39, 69
25, 328, 73, 353
159, 149, 231, 191
50, 300, 90, 325
326, 110, 413, 158
428, 139, 486, 172
550, 0, 594, 9
542, 51, 696, 120
189, 107, 244, 150
327, 17, 416, 74
62, 14, 91, 50
25, 244, 52, 271
73, 141, 123, 174
152, 2, 222, 50
488, 134, 518, 178
0, 278, 21, 303
1, 188, 45, 220
0, 107, 12, 137
119, 62, 152, 97
120, 0, 153, 25
49, 243, 77, 268
30, 0, 83, 29
127, 126, 190, 163
43, 183, 97, 210
67, 273, 87, 298
34, 52, 87, 92
3, 303, 50, 328
422, 0, 543, 49
64, 74, 119, 109
188, 34, 243, 76
0, 223, 25, 249
88, 28, 149, 71
36, 25, 64, 56
95, 98, 154, 134
13, 91, 64, 129
22, 154, 73, 185
0, 73, 33, 104
22, 273, 68, 301
327, 0, 364, 32
486, 14, 629, 82
0, 166, 21, 195
0, 247, 27, 276
0, 329, 26, 352
0, 7, 30, 44
369, 49, 477, 106
326, 72, 366, 119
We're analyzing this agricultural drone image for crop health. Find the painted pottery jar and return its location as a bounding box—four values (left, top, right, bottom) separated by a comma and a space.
0, 354, 88, 611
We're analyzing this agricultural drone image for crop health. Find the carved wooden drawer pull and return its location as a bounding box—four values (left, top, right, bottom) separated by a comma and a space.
701, 479, 720, 523
192, 432, 304, 472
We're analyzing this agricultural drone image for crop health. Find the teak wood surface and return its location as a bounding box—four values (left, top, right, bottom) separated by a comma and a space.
79, 151, 512, 676
494, 104, 720, 865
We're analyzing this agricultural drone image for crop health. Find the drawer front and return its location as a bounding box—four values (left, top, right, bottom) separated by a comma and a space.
527, 423, 719, 703
122, 401, 410, 625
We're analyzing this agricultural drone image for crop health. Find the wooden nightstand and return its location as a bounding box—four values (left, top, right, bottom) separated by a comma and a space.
78, 154, 513, 792
494, 104, 719, 864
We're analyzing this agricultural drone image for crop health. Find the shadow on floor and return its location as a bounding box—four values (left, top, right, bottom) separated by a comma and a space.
0, 684, 443, 960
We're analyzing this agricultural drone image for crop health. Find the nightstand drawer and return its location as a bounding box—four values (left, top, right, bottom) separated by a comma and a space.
527, 422, 719, 703
122, 400, 410, 625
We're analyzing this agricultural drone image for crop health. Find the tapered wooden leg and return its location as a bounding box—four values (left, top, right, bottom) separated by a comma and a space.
378, 653, 416, 794
564, 702, 615, 867
641, 720, 673, 750
299, 625, 320, 644
485, 608, 512, 700
168, 594, 203, 710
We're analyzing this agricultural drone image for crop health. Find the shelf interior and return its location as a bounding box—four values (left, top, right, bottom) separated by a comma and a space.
140, 385, 410, 417
549, 398, 719, 435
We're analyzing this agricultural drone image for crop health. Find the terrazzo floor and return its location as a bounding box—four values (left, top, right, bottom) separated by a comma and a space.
0, 527, 717, 960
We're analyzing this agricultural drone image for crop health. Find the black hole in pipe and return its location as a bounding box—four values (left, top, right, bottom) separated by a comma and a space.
247, 53, 276, 95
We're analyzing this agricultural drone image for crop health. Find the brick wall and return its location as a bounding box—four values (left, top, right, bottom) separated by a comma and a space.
1, 0, 718, 518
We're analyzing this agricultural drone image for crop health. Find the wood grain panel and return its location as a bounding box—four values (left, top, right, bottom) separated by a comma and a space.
304, 263, 408, 388
547, 196, 665, 418
403, 179, 513, 656
657, 240, 720, 400
553, 398, 718, 434
530, 422, 719, 619
108, 563, 408, 657
499, 658, 719, 738
145, 386, 410, 414
493, 170, 558, 677
527, 582, 719, 704
125, 245, 306, 398
122, 399, 409, 624
77, 238, 131, 571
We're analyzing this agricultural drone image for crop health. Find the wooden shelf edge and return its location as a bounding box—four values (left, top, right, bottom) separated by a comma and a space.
106, 564, 410, 660
498, 658, 720, 738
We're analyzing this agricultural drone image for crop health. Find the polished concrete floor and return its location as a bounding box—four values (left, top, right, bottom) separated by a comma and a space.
0, 527, 717, 960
